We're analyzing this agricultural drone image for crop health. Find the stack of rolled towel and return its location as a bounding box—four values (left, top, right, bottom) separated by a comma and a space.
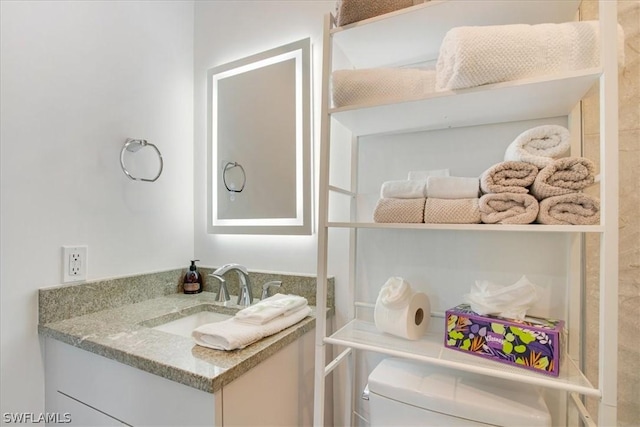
192, 294, 311, 351
374, 168, 482, 224
532, 157, 599, 225
374, 125, 599, 226
478, 123, 554, 225
480, 124, 599, 225
479, 161, 540, 224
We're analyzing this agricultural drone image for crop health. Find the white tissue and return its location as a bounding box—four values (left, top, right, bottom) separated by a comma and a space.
374, 277, 431, 340
464, 275, 538, 320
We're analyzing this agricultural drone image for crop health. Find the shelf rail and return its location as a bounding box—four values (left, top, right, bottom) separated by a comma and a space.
596, 0, 620, 424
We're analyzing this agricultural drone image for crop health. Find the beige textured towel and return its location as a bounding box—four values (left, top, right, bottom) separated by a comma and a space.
436, 21, 625, 91
537, 193, 600, 225
374, 198, 425, 223
480, 161, 539, 194
424, 198, 481, 224
336, 0, 414, 26
332, 68, 437, 108
531, 157, 596, 200
479, 193, 539, 225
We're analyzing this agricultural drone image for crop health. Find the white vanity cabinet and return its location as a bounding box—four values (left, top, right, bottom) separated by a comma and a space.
45, 337, 219, 426
45, 329, 315, 426
314, 0, 619, 426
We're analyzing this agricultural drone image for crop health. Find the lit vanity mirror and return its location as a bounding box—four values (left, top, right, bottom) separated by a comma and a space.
207, 38, 311, 235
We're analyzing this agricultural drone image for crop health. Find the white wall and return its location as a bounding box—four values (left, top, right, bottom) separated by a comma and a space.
193, 0, 335, 274
0, 0, 194, 419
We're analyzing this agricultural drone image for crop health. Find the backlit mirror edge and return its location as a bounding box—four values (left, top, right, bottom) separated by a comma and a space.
206, 38, 312, 235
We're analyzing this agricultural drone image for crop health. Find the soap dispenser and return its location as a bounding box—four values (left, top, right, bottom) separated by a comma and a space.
183, 260, 203, 294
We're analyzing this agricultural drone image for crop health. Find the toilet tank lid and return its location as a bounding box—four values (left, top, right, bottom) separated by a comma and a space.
368, 358, 551, 427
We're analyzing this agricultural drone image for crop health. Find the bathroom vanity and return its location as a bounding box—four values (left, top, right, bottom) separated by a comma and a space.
39, 271, 327, 426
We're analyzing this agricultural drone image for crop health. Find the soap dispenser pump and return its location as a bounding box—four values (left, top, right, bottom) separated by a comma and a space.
183, 260, 203, 294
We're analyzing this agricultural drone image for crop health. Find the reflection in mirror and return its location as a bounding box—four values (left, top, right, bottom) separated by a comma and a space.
207, 38, 311, 235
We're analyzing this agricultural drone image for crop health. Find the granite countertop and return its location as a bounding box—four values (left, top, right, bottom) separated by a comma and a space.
38, 291, 317, 394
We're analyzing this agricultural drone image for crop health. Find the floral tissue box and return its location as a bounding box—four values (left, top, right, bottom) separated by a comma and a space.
444, 304, 564, 377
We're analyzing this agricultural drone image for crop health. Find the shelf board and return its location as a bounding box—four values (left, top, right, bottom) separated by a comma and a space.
330, 68, 601, 136
327, 222, 604, 233
331, 0, 582, 68
326, 319, 600, 397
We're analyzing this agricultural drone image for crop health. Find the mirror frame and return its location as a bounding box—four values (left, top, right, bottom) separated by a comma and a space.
207, 38, 311, 235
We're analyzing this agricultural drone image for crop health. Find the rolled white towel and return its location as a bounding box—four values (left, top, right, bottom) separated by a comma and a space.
436, 20, 625, 91
377, 277, 413, 309
381, 180, 427, 199
235, 293, 308, 325
426, 176, 479, 199
192, 305, 312, 351
504, 125, 571, 169
408, 169, 450, 180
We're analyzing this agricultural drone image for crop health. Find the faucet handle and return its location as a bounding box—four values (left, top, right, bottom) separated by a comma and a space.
209, 274, 230, 302
261, 281, 282, 300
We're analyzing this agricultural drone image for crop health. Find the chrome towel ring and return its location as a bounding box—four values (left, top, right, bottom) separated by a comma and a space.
120, 138, 163, 182
223, 161, 246, 193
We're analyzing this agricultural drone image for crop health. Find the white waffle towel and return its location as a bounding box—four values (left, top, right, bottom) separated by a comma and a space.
235, 293, 308, 325
436, 20, 625, 91
192, 306, 312, 351
381, 180, 427, 199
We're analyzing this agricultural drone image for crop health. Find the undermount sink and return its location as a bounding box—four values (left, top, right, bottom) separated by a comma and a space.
152, 311, 233, 338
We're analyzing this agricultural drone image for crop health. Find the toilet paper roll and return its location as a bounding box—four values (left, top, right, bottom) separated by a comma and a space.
374, 291, 431, 340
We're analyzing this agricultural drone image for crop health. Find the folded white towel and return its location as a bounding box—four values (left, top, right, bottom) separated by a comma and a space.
504, 125, 571, 169
235, 293, 308, 325
380, 180, 427, 199
436, 20, 625, 91
408, 169, 450, 180
377, 277, 413, 309
426, 176, 479, 199
332, 67, 437, 108
192, 306, 312, 351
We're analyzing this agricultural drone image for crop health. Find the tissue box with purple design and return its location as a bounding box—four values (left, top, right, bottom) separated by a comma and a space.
444, 304, 564, 377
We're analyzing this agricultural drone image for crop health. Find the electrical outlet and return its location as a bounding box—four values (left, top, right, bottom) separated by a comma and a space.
62, 246, 87, 283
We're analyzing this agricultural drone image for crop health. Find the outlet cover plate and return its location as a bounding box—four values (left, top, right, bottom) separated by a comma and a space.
62, 245, 87, 283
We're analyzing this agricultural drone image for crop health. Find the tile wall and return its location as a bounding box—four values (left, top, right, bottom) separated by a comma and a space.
581, 1, 639, 424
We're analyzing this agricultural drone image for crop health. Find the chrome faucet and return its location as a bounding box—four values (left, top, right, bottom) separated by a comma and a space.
208, 273, 230, 302
211, 263, 253, 306
261, 280, 282, 300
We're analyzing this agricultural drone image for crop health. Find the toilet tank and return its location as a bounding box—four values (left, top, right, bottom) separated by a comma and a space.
367, 358, 551, 427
